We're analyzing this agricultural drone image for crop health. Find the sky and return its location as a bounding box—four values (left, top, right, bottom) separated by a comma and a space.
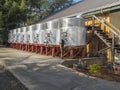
73, 0, 80, 3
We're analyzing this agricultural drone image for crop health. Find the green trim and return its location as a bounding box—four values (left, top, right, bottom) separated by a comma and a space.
82, 5, 120, 17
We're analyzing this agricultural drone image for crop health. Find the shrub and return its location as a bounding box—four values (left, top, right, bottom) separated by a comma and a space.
88, 64, 101, 74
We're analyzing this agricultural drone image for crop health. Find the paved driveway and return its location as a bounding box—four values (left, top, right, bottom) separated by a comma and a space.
0, 48, 120, 90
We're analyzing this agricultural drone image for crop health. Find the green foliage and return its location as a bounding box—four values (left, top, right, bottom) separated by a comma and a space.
0, 0, 74, 28
26, 0, 73, 23
0, 0, 28, 29
0, 0, 28, 45
88, 64, 101, 74
0, 0, 74, 44
0, 12, 3, 28
48, 0, 73, 13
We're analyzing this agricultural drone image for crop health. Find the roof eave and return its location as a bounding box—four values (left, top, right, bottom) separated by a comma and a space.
82, 4, 120, 17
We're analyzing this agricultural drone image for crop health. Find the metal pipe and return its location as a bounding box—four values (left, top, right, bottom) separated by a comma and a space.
82, 5, 120, 17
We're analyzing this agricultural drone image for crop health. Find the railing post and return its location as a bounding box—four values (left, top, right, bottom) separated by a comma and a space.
91, 16, 95, 55
112, 34, 115, 62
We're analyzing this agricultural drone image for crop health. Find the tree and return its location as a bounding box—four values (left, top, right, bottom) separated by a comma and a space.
0, 0, 74, 28
2, 0, 28, 29
49, 0, 73, 12
0, 0, 74, 45
26, 0, 48, 24
26, 0, 73, 23
0, 0, 28, 45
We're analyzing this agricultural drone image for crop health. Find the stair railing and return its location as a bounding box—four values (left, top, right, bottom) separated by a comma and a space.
92, 15, 120, 38
85, 15, 120, 58
98, 16, 120, 37
92, 15, 120, 60
97, 47, 111, 53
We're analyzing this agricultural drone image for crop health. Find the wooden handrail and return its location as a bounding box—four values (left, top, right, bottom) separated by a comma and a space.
106, 22, 120, 35
93, 15, 120, 38
98, 16, 120, 35
98, 46, 111, 53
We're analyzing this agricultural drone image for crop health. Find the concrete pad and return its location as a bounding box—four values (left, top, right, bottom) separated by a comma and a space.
0, 48, 120, 90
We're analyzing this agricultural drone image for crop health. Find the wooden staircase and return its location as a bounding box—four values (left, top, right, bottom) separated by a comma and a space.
94, 28, 120, 53
85, 15, 120, 60
94, 29, 111, 47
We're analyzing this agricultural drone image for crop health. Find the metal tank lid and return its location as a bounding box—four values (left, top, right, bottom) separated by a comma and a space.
61, 17, 84, 27
41, 23, 47, 30
47, 19, 59, 29
36, 23, 42, 30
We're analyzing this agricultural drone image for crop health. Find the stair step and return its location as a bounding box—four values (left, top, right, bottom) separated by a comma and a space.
114, 45, 120, 47
86, 26, 92, 30
115, 48, 120, 50
103, 35, 109, 39
117, 51, 120, 53
106, 38, 112, 40
106, 38, 112, 43
114, 45, 120, 53
86, 26, 100, 30
108, 42, 112, 45
100, 32, 106, 35
94, 26, 100, 29
107, 41, 112, 43
94, 29, 117, 47
97, 30, 103, 32
117, 49, 120, 53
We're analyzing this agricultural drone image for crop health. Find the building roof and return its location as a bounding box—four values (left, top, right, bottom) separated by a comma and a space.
41, 0, 120, 23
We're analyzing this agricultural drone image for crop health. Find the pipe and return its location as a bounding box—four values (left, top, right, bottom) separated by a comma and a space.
82, 5, 120, 17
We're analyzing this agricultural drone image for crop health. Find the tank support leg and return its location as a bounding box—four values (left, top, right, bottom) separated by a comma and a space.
60, 48, 63, 59
40, 46, 43, 54
46, 47, 48, 56
31, 44, 34, 52
82, 47, 85, 58
52, 47, 55, 57
70, 47, 74, 59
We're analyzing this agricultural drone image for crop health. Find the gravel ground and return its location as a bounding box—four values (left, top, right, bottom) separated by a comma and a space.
0, 65, 27, 90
